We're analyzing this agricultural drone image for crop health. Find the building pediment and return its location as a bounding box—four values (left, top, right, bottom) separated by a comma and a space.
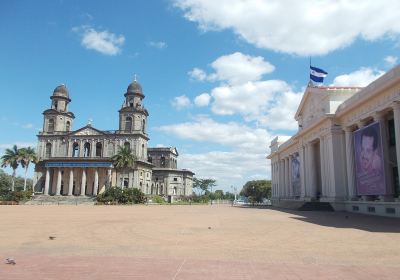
69, 125, 106, 136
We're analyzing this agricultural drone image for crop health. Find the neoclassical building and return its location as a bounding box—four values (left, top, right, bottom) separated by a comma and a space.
33, 80, 194, 197
268, 65, 400, 217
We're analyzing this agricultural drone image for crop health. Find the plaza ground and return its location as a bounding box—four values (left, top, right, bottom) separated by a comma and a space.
1, 205, 400, 279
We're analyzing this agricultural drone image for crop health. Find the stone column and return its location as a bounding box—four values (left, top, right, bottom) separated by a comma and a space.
68, 168, 74, 196
106, 168, 112, 188
344, 127, 357, 199
319, 136, 326, 198
288, 156, 293, 198
392, 102, 400, 197
307, 142, 316, 199
44, 168, 50, 195
55, 168, 62, 196
299, 145, 306, 199
80, 168, 86, 196
374, 112, 394, 200
285, 157, 289, 198
93, 168, 99, 196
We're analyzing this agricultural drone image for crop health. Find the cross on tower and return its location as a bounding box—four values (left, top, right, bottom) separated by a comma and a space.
134, 74, 138, 82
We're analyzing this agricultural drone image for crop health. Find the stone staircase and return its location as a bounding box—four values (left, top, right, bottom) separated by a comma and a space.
297, 202, 334, 212
24, 195, 96, 205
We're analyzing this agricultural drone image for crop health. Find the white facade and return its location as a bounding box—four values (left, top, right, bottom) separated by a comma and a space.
268, 65, 400, 217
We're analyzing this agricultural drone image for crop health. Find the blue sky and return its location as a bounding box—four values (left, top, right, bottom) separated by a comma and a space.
1, 0, 399, 191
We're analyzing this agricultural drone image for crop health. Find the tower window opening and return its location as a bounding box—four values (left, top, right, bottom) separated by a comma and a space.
54, 101, 58, 110
45, 143, 52, 158
66, 121, 70, 132
124, 141, 131, 151
96, 142, 102, 157
48, 119, 55, 132
83, 142, 91, 157
125, 116, 132, 132
161, 156, 165, 167
72, 143, 79, 157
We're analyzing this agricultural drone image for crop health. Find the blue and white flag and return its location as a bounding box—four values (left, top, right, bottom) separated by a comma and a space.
310, 66, 328, 84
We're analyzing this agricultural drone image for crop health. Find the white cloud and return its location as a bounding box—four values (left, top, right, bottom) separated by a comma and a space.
158, 116, 271, 153
171, 95, 192, 110
173, 0, 400, 56
331, 67, 385, 87
188, 67, 207, 81
194, 93, 211, 107
157, 117, 272, 188
384, 55, 398, 67
209, 52, 274, 85
188, 52, 275, 85
73, 26, 125, 55
210, 80, 291, 121
21, 123, 34, 129
180, 150, 269, 189
147, 41, 168, 49
259, 90, 303, 130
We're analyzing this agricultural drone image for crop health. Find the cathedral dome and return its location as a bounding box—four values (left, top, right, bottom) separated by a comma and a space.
53, 84, 69, 98
127, 81, 143, 95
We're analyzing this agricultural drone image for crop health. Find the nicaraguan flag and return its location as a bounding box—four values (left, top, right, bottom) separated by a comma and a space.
310, 66, 328, 84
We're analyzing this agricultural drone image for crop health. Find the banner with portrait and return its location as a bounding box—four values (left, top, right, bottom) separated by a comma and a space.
291, 152, 301, 196
354, 121, 386, 195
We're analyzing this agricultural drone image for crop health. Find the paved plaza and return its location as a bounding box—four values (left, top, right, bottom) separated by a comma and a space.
1, 205, 400, 279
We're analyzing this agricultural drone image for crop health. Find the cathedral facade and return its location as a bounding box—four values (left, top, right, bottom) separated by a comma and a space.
33, 80, 194, 197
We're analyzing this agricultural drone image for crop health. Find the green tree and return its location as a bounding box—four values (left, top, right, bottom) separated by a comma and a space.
1, 145, 20, 191
214, 189, 224, 200
18, 147, 37, 191
193, 178, 217, 195
240, 180, 271, 203
111, 146, 137, 187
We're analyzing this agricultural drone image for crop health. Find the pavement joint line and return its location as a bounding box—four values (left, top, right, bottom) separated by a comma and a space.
171, 258, 186, 280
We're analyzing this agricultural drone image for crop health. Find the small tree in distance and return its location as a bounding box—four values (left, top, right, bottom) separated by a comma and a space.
240, 180, 271, 204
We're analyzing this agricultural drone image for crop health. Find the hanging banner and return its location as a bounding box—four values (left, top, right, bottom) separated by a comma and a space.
354, 122, 386, 195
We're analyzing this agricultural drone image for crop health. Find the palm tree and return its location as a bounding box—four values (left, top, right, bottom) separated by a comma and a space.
111, 146, 137, 187
18, 147, 37, 192
1, 145, 19, 191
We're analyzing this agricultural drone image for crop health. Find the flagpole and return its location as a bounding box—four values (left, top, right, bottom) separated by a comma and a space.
308, 57, 312, 87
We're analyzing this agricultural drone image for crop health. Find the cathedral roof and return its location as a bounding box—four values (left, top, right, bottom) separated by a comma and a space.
52, 84, 69, 98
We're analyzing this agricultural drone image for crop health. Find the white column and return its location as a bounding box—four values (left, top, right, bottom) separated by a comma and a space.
299, 145, 306, 199
319, 136, 326, 198
68, 168, 74, 196
392, 103, 400, 196
107, 168, 112, 188
307, 143, 317, 199
80, 168, 86, 196
374, 112, 394, 199
285, 157, 289, 198
288, 156, 293, 198
44, 168, 50, 195
93, 168, 99, 196
344, 127, 357, 199
55, 168, 62, 196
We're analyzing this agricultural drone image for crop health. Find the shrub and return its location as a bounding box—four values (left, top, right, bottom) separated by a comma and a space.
149, 195, 166, 204
97, 187, 146, 204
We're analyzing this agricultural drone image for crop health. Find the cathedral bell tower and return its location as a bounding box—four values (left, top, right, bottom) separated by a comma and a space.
119, 78, 149, 134
42, 84, 75, 134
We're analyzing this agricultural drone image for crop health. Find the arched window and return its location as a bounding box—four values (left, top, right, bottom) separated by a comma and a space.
142, 119, 146, 133
96, 142, 102, 157
83, 142, 91, 157
53, 101, 58, 110
66, 121, 70, 132
124, 141, 130, 151
72, 142, 79, 157
48, 119, 55, 132
45, 143, 52, 158
161, 156, 165, 167
142, 144, 145, 159
148, 156, 152, 163
125, 116, 132, 132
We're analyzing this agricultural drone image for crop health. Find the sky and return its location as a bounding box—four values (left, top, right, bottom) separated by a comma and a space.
0, 0, 399, 192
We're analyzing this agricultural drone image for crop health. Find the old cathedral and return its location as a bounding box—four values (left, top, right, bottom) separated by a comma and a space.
33, 79, 194, 197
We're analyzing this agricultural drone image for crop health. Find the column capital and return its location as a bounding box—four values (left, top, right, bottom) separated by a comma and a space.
392, 101, 400, 111
343, 126, 353, 133
373, 111, 386, 121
